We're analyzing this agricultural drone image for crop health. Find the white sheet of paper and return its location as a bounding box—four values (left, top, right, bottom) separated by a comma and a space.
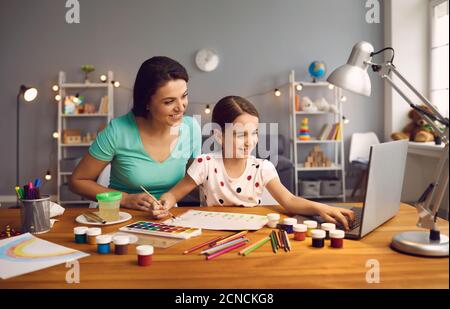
0, 233, 89, 280
164, 210, 268, 231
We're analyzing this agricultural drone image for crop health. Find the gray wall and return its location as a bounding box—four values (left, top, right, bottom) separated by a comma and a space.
0, 0, 384, 195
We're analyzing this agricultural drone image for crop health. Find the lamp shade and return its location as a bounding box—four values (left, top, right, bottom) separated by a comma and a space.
19, 85, 38, 102
327, 41, 374, 97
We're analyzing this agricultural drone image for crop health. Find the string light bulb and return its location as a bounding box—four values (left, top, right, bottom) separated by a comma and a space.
296, 83, 303, 91
52, 132, 59, 139
112, 80, 120, 88
45, 171, 52, 181
100, 74, 107, 82
340, 95, 347, 102
205, 104, 211, 114
55, 94, 61, 101
274, 89, 282, 97
52, 85, 59, 91
328, 84, 335, 90
342, 116, 350, 124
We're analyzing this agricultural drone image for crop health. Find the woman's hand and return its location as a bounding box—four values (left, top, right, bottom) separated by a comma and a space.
315, 203, 355, 230
120, 193, 153, 212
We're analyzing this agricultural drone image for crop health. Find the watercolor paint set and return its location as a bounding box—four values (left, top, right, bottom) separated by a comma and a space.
119, 221, 202, 239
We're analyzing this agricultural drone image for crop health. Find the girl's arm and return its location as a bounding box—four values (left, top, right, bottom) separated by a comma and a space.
265, 178, 354, 230
156, 175, 198, 218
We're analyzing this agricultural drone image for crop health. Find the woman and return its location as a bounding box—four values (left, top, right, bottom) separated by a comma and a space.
70, 56, 202, 217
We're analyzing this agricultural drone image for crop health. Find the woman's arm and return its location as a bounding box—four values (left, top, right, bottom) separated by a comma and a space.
265, 178, 354, 230
69, 153, 154, 212
158, 175, 198, 210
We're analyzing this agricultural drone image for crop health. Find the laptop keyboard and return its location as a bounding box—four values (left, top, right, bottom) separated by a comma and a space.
310, 207, 362, 231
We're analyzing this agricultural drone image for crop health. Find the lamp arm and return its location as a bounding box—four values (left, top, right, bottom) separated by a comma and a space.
371, 62, 449, 231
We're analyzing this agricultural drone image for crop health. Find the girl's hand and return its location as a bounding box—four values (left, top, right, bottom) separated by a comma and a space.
120, 193, 153, 212
148, 193, 177, 219
315, 203, 355, 230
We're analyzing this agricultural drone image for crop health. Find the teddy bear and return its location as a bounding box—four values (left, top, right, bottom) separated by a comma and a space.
300, 96, 318, 112
391, 105, 436, 142
314, 97, 339, 113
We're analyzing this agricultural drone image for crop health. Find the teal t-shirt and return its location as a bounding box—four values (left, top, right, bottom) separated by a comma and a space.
89, 112, 202, 199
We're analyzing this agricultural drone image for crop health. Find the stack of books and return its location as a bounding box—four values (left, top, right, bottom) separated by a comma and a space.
317, 123, 342, 141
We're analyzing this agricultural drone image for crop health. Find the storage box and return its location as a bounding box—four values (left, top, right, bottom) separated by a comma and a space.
321, 179, 342, 196
300, 180, 321, 197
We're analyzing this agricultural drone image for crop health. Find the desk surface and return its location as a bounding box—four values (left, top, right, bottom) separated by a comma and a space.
0, 204, 448, 288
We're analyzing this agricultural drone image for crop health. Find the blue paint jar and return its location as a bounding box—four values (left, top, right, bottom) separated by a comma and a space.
73, 226, 88, 244
280, 218, 297, 234
96, 235, 112, 254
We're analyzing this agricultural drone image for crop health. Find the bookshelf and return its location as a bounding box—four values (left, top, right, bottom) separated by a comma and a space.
289, 70, 346, 201
56, 71, 114, 205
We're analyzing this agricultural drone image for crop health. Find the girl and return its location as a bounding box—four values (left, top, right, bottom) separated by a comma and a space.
154, 96, 354, 229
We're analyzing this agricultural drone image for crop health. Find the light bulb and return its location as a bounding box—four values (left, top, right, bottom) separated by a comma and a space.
45, 171, 52, 181
100, 74, 107, 82
296, 84, 303, 91
24, 88, 38, 102
340, 95, 347, 102
52, 132, 59, 139
328, 84, 335, 90
343, 116, 350, 124
52, 85, 59, 91
274, 89, 281, 97
55, 94, 61, 101
205, 105, 211, 114
113, 81, 120, 88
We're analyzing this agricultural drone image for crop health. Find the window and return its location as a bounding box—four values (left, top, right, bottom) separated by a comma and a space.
430, 0, 449, 117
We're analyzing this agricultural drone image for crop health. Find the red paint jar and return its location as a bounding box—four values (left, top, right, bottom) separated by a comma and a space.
330, 230, 345, 248
136, 245, 153, 266
293, 224, 307, 241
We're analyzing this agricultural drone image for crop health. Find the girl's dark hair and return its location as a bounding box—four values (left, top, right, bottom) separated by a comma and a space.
132, 56, 188, 118
211, 96, 259, 131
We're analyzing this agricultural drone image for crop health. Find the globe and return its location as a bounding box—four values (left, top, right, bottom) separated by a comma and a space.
308, 61, 327, 82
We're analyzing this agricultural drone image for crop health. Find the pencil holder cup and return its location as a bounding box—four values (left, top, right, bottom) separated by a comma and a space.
20, 195, 51, 234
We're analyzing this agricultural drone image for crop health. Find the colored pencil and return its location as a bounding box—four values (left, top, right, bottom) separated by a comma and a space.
271, 230, 279, 250
280, 230, 288, 252
140, 185, 177, 220
240, 237, 271, 256
202, 237, 248, 255
183, 236, 225, 254
269, 232, 277, 254
213, 231, 248, 246
274, 230, 282, 248
278, 230, 285, 248
283, 230, 291, 251
15, 187, 22, 200
206, 241, 247, 260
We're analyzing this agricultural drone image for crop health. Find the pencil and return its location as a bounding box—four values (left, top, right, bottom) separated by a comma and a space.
280, 230, 288, 252
206, 241, 247, 260
283, 230, 291, 252
278, 230, 284, 248
183, 236, 225, 254
140, 185, 177, 220
240, 237, 271, 256
269, 231, 277, 254
202, 237, 248, 255
214, 231, 248, 246
271, 230, 279, 250
274, 230, 282, 248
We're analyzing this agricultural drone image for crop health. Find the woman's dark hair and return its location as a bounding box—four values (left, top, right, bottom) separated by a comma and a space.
211, 96, 259, 131
132, 56, 188, 118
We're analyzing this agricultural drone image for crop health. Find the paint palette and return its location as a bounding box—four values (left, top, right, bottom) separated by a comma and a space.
119, 221, 202, 239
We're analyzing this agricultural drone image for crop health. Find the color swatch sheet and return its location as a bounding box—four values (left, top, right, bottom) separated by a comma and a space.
0, 233, 89, 280
164, 210, 269, 231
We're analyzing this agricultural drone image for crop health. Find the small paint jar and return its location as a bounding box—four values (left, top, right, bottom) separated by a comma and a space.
330, 230, 345, 248
280, 218, 297, 234
303, 220, 318, 237
320, 223, 336, 239
311, 229, 326, 248
113, 235, 130, 255
266, 213, 280, 228
73, 226, 88, 244
136, 245, 154, 267
86, 227, 102, 245
96, 235, 112, 254
293, 224, 307, 241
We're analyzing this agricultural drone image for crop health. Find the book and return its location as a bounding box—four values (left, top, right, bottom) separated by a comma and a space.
98, 96, 109, 114
319, 124, 331, 140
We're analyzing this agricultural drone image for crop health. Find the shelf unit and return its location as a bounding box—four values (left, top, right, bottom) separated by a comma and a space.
56, 71, 114, 205
289, 70, 346, 201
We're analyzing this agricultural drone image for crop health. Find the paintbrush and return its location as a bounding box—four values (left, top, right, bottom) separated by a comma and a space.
140, 185, 177, 220
83, 212, 107, 224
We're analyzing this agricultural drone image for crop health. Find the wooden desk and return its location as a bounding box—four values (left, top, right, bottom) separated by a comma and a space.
0, 204, 448, 288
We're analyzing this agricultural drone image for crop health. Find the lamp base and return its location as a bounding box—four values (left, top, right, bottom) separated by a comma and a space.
391, 231, 449, 257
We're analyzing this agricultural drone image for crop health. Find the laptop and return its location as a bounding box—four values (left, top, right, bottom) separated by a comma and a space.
296, 140, 409, 239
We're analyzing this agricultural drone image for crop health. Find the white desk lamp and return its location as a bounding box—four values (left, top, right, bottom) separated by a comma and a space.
327, 41, 449, 257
